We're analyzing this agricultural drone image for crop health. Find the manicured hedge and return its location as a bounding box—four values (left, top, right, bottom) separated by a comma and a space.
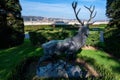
86, 31, 100, 47
29, 30, 75, 46
29, 29, 101, 47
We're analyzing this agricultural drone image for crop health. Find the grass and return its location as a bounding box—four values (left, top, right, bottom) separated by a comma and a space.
90, 24, 107, 28
0, 39, 43, 80
90, 24, 106, 31
25, 24, 107, 32
0, 39, 120, 80
78, 49, 120, 80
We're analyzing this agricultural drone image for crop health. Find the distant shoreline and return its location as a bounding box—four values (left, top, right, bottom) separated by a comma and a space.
24, 21, 109, 25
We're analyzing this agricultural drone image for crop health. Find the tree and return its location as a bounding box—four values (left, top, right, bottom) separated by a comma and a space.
106, 0, 120, 28
0, 0, 24, 49
105, 0, 120, 58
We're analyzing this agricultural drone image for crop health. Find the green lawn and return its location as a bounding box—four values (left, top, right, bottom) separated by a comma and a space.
0, 39, 120, 80
0, 40, 43, 80
78, 50, 120, 80
90, 24, 107, 29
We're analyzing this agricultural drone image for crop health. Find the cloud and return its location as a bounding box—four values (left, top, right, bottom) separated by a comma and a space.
20, 0, 75, 18
20, 0, 107, 20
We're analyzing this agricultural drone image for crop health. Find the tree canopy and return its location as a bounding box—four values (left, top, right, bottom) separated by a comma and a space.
105, 0, 120, 58
106, 0, 120, 28
0, 0, 24, 49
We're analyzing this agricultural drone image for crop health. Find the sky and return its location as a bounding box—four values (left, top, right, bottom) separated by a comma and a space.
20, 0, 107, 20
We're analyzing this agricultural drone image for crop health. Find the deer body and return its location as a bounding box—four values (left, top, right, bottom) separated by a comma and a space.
37, 1, 96, 69
42, 27, 89, 55
38, 25, 89, 65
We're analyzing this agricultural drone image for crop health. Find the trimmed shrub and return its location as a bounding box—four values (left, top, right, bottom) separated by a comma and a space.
29, 30, 71, 46
29, 29, 101, 47
86, 31, 100, 47
29, 31, 41, 46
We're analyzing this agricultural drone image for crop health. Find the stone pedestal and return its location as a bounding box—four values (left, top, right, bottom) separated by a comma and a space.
36, 60, 87, 78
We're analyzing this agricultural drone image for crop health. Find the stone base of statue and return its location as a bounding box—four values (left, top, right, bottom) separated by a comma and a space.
36, 60, 87, 79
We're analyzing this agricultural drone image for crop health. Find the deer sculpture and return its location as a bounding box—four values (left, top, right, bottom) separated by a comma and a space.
37, 1, 97, 69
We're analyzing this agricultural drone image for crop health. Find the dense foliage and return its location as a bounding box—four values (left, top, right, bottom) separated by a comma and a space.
105, 0, 120, 58
104, 28, 120, 58
106, 0, 120, 28
0, 0, 24, 49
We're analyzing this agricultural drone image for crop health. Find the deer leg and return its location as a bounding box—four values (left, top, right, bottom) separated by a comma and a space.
65, 44, 77, 61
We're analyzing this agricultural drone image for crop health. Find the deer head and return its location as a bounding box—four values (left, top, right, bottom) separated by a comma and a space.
72, 1, 97, 27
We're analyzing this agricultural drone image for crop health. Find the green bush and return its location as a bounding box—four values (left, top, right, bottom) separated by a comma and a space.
29, 30, 71, 46
86, 31, 100, 47
29, 31, 40, 46
29, 29, 101, 47
104, 27, 120, 58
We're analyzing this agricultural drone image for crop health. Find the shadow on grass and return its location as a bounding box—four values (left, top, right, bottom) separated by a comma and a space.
78, 55, 96, 66
93, 41, 120, 79
94, 41, 120, 78
98, 54, 120, 74
0, 40, 43, 80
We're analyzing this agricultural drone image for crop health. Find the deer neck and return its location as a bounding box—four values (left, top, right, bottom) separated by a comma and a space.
78, 24, 89, 35
72, 25, 89, 48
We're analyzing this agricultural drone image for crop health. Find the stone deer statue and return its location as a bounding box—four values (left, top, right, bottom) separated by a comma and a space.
37, 1, 97, 68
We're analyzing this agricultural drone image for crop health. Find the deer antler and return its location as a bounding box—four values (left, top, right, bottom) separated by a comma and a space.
84, 5, 97, 24
72, 1, 84, 26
